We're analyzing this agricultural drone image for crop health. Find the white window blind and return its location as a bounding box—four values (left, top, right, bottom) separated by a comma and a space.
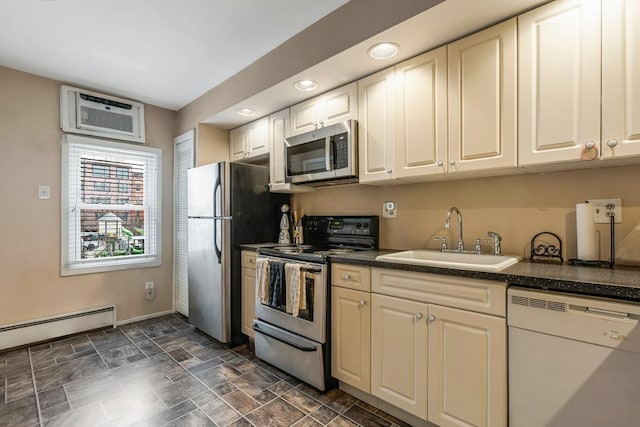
61, 135, 162, 275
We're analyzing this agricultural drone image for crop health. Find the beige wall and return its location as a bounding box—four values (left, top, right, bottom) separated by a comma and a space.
294, 166, 640, 265
0, 66, 177, 325
195, 123, 229, 166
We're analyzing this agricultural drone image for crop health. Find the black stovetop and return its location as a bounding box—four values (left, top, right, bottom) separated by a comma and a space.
257, 215, 379, 263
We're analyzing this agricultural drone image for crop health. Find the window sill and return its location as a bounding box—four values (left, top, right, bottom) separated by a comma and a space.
61, 256, 161, 276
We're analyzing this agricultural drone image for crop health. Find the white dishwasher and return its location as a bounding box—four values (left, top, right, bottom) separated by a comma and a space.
508, 287, 640, 427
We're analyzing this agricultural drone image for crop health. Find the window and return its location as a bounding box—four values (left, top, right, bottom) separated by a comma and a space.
94, 182, 110, 192
62, 135, 162, 275
116, 167, 129, 179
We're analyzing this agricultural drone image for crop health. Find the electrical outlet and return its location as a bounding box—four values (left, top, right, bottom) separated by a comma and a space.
382, 201, 397, 218
587, 198, 622, 224
145, 281, 155, 301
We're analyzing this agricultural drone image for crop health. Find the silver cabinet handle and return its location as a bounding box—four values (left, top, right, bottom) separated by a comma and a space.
359, 300, 367, 307
428, 314, 436, 322
607, 139, 618, 148
437, 160, 444, 167
449, 160, 455, 166
584, 141, 596, 149
342, 273, 351, 281
416, 313, 424, 320
318, 121, 324, 128
248, 258, 254, 263
386, 169, 393, 174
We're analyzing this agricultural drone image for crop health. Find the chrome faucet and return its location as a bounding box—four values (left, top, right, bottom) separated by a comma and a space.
445, 207, 464, 252
487, 231, 503, 255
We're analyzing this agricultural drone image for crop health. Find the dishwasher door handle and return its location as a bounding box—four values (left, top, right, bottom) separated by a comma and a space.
586, 307, 630, 319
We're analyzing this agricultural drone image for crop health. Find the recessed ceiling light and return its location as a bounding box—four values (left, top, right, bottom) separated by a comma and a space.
236, 108, 256, 116
294, 80, 318, 91
368, 42, 399, 60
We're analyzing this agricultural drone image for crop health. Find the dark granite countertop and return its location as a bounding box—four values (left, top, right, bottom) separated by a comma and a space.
238, 243, 281, 250
329, 250, 640, 303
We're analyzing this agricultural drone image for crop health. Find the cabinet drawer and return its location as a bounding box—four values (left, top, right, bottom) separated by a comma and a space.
371, 268, 506, 317
332, 264, 371, 292
241, 250, 257, 269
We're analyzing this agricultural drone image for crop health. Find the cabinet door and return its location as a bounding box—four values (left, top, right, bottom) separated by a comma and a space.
395, 46, 448, 179
229, 126, 247, 162
290, 98, 320, 136
371, 294, 427, 418
358, 68, 396, 183
448, 18, 517, 173
323, 82, 358, 127
602, 0, 640, 159
331, 287, 371, 392
269, 109, 289, 185
518, 0, 601, 166
427, 305, 506, 427
247, 117, 269, 158
241, 266, 256, 338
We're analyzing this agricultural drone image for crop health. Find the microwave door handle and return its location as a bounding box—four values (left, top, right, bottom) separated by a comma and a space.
325, 137, 332, 171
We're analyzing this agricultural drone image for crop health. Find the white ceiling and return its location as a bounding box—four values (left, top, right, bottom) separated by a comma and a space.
0, 0, 348, 110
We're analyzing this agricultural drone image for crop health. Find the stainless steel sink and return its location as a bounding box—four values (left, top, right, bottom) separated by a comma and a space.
375, 250, 519, 272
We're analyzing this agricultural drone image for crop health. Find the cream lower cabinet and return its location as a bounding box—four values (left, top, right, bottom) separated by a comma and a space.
370, 268, 507, 427
241, 250, 257, 338
371, 293, 428, 418
427, 304, 507, 427
331, 264, 372, 392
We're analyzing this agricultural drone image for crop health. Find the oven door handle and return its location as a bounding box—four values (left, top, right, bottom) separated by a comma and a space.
253, 323, 318, 352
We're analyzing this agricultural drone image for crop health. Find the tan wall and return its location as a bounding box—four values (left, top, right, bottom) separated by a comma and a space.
293, 166, 640, 265
0, 66, 177, 325
195, 124, 229, 166
176, 0, 444, 134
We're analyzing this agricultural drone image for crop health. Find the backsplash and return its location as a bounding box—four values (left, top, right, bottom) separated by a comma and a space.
293, 165, 640, 265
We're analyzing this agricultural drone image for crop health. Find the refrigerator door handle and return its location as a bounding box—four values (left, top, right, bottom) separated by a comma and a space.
213, 175, 222, 263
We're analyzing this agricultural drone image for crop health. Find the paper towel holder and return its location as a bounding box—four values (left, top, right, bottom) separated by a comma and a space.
529, 232, 563, 263
568, 214, 616, 269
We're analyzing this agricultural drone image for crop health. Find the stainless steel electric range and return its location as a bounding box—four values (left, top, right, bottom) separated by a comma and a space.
253, 215, 379, 390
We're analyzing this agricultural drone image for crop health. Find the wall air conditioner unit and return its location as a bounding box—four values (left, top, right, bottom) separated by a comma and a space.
60, 85, 145, 143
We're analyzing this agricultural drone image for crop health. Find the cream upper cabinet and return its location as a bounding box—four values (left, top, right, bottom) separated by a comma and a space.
241, 250, 257, 338
518, 0, 601, 166
331, 286, 371, 393
358, 68, 396, 183
602, 0, 640, 159
371, 293, 428, 419
427, 304, 507, 427
269, 109, 288, 186
290, 83, 357, 136
448, 18, 517, 173
395, 47, 448, 179
229, 117, 270, 162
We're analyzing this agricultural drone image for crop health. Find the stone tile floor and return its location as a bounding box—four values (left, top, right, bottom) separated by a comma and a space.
0, 313, 409, 427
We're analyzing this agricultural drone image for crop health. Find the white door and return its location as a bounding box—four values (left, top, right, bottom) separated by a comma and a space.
518, 0, 601, 166
247, 117, 269, 158
602, 0, 640, 159
174, 130, 194, 316
229, 126, 247, 162
269, 109, 289, 186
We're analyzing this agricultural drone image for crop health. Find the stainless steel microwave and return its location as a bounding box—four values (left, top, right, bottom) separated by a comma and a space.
284, 120, 358, 185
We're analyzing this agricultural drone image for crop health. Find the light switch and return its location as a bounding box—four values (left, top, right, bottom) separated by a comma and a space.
38, 185, 51, 200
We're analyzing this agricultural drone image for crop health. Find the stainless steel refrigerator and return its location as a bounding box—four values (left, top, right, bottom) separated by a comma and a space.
187, 162, 288, 344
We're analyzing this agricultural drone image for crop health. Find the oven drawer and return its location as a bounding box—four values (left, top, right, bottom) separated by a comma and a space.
253, 319, 325, 390
332, 263, 371, 292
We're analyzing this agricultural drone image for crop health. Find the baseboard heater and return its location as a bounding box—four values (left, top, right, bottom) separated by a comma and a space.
0, 306, 116, 351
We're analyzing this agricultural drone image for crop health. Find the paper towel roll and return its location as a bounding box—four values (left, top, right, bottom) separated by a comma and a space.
576, 203, 598, 261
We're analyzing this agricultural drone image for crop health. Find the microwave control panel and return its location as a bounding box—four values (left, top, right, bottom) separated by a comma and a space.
331, 132, 349, 169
